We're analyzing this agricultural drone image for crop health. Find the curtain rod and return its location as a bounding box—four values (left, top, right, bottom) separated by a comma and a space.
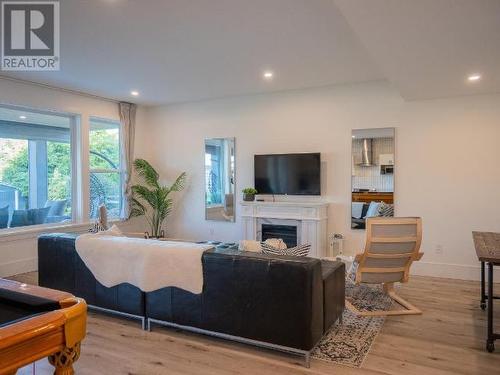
0, 75, 121, 104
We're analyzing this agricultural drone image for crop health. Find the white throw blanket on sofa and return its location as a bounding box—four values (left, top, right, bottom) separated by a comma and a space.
75, 233, 213, 293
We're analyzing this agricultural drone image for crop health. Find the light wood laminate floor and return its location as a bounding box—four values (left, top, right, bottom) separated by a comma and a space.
9, 273, 500, 375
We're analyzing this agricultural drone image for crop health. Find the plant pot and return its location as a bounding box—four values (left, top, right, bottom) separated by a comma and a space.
243, 193, 255, 202
144, 230, 165, 239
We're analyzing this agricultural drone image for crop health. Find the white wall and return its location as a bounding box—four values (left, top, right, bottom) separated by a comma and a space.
1, 78, 498, 281
145, 81, 500, 280
0, 78, 150, 276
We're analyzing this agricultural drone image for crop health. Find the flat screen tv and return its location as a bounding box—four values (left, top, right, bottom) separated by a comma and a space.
254, 153, 321, 195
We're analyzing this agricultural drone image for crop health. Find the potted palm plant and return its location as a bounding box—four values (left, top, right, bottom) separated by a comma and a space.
129, 158, 186, 238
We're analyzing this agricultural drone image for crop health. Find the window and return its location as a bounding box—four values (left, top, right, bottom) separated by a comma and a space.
0, 106, 74, 229
89, 118, 122, 219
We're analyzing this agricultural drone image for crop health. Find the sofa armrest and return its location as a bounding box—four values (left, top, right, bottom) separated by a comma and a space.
38, 233, 145, 316
38, 233, 79, 292
321, 260, 345, 332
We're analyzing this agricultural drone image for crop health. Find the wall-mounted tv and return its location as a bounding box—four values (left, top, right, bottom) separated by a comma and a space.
254, 153, 321, 195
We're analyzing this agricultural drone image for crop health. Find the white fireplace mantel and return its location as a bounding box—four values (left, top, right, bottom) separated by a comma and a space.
240, 200, 329, 258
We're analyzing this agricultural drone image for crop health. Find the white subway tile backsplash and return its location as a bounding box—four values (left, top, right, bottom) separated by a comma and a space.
352, 174, 394, 191
352, 137, 394, 192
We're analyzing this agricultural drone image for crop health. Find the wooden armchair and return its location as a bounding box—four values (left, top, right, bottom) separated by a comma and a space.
347, 217, 423, 317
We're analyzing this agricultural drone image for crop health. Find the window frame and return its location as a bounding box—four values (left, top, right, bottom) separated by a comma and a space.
0, 103, 79, 231
88, 116, 123, 220
0, 102, 124, 235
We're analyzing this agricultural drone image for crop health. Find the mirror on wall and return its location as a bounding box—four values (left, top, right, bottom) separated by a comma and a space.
205, 138, 235, 222
351, 128, 395, 230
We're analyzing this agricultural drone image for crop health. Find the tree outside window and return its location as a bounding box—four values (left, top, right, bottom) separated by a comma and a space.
89, 118, 122, 219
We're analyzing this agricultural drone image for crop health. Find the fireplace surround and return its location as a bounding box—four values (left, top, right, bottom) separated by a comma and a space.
240, 200, 329, 258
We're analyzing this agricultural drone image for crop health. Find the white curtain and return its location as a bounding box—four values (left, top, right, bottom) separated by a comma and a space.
119, 102, 137, 219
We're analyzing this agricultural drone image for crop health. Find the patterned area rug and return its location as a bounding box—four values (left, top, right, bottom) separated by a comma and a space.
311, 280, 393, 367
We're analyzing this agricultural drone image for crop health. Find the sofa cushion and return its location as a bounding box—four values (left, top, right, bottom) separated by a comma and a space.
365, 201, 381, 218
0, 205, 8, 229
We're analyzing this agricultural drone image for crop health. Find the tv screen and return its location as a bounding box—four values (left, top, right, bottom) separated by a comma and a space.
254, 153, 321, 195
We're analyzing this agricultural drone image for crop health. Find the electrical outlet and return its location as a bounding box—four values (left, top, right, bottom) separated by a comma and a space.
435, 244, 443, 255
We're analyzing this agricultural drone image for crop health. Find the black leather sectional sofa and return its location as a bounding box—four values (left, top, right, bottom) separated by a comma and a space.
38, 233, 345, 364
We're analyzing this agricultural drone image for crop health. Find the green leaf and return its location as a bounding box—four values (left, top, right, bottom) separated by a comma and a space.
133, 159, 160, 188
130, 159, 186, 235
129, 197, 146, 218
131, 185, 156, 207
169, 172, 186, 192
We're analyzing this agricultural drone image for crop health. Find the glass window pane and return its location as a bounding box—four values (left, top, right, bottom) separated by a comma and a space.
0, 139, 29, 222
89, 119, 120, 170
0, 105, 73, 229
89, 117, 121, 219
47, 141, 72, 218
89, 172, 121, 219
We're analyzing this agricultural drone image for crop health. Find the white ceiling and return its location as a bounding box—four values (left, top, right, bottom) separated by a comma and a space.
1, 0, 499, 105
334, 0, 500, 100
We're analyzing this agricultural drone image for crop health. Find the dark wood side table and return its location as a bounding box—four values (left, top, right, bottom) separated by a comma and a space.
472, 231, 500, 352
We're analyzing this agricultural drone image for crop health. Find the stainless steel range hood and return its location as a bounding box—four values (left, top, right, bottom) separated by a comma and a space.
357, 138, 373, 166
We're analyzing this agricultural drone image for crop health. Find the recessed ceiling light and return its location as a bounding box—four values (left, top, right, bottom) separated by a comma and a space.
263, 71, 274, 80
130, 90, 139, 96
19, 115, 26, 120
467, 74, 481, 82
352, 135, 356, 138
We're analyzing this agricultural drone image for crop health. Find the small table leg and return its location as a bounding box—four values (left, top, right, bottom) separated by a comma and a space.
481, 261, 487, 310
487, 262, 495, 352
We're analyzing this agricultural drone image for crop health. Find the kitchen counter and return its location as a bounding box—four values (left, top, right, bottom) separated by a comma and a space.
352, 191, 394, 204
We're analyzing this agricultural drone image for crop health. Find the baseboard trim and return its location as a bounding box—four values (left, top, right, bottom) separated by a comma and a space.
0, 257, 37, 278
0, 257, 491, 282
411, 261, 499, 282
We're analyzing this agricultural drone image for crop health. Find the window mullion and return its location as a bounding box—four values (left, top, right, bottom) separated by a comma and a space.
72, 115, 90, 222
28, 140, 48, 209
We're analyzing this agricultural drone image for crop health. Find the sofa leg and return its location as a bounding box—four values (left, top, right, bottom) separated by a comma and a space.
304, 351, 311, 368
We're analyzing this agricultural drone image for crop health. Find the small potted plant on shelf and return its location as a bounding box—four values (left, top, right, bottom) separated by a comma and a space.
242, 187, 258, 202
